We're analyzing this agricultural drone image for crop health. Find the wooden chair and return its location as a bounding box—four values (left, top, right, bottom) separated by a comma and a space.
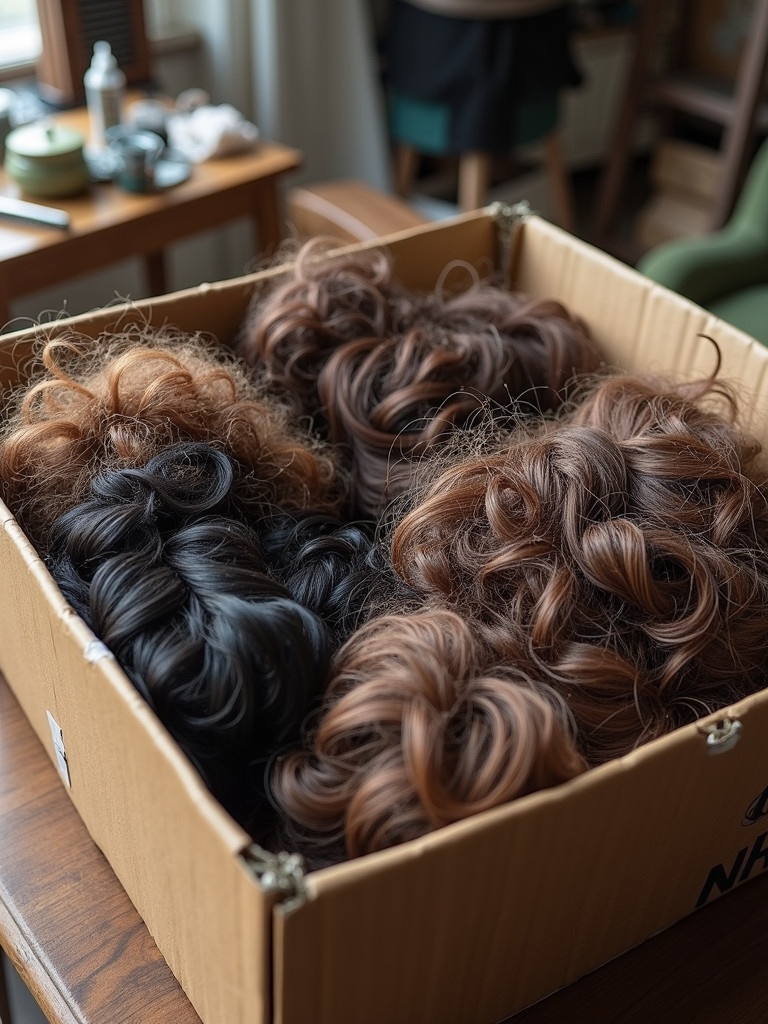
287, 179, 428, 244
393, 135, 574, 229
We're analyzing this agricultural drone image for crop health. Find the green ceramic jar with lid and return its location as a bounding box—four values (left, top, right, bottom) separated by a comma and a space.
4, 121, 89, 198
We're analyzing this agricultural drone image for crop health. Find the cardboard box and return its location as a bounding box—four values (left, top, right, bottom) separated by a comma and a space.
3, 208, 768, 1024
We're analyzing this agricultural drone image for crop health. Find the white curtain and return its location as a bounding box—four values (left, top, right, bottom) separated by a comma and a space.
250, 0, 393, 189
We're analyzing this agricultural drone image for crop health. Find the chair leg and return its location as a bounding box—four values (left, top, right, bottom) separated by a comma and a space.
542, 131, 575, 232
458, 151, 491, 211
394, 144, 420, 198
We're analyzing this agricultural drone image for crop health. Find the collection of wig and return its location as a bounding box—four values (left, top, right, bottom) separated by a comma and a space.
3, 240, 768, 869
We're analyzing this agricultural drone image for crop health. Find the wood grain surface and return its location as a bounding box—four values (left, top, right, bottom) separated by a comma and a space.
0, 675, 202, 1024
0, 98, 302, 329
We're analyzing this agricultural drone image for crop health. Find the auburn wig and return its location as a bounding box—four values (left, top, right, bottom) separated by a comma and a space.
237, 241, 601, 515
236, 241, 419, 407
0, 327, 345, 551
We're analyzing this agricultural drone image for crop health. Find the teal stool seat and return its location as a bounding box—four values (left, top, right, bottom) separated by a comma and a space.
389, 92, 560, 156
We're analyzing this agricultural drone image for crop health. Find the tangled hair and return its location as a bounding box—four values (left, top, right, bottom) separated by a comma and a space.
317, 292, 601, 515
236, 241, 421, 406
47, 442, 330, 830
0, 327, 345, 551
270, 609, 586, 867
238, 241, 601, 515
261, 510, 419, 648
390, 374, 768, 764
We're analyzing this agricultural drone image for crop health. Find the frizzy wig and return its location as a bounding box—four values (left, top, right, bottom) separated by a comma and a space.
0, 326, 345, 551
389, 373, 768, 764
46, 442, 331, 832
237, 240, 601, 515
269, 609, 587, 867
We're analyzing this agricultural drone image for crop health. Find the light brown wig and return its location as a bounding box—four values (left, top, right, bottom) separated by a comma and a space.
390, 374, 768, 764
270, 609, 587, 866
0, 327, 345, 551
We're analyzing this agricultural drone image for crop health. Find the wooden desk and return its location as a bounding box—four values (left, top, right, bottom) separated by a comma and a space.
0, 104, 302, 331
2, 670, 768, 1024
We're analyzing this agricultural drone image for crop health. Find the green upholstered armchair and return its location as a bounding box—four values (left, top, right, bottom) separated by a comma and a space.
636, 137, 768, 345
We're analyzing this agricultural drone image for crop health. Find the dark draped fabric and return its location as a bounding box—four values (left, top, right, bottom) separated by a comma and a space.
387, 1, 582, 153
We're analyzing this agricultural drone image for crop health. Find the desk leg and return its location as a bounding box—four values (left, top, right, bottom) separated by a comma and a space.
144, 251, 168, 297
251, 179, 282, 257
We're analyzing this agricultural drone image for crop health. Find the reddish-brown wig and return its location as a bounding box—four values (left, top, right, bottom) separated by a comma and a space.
0, 327, 346, 550
390, 374, 768, 763
270, 609, 587, 866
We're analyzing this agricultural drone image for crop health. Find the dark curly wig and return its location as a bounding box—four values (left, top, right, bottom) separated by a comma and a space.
46, 442, 331, 832
260, 509, 419, 648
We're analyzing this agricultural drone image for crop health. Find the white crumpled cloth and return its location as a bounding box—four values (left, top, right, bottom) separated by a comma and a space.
166, 103, 259, 162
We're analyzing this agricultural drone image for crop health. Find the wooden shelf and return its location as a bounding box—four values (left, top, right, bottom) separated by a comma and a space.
592, 0, 768, 254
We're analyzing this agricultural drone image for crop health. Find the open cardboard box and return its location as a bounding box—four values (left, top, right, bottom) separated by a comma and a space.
3, 207, 768, 1024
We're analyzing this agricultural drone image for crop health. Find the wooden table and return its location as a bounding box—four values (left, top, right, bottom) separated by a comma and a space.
0, 675, 202, 1024
0, 102, 302, 331
2, 669, 768, 1024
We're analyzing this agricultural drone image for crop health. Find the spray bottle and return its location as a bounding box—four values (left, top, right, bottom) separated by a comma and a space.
84, 41, 126, 151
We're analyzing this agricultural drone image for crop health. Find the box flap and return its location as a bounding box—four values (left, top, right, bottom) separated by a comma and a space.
510, 217, 768, 435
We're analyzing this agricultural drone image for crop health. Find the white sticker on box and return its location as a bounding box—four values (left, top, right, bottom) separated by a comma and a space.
84, 639, 114, 662
46, 710, 71, 788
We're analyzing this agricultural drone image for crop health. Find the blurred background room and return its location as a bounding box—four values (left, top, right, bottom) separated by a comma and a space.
0, 0, 762, 336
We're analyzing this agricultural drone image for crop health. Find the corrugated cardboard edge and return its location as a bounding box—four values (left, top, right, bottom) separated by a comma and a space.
510, 217, 768, 437
0, 512, 275, 1024
0, 210, 496, 353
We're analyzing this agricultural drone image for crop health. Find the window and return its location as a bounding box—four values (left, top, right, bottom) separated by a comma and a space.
0, 0, 41, 69
0, 0, 174, 74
